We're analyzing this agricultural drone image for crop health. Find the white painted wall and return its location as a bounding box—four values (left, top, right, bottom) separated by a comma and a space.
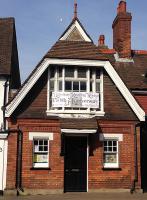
0, 79, 6, 128
0, 78, 8, 191
0, 139, 8, 191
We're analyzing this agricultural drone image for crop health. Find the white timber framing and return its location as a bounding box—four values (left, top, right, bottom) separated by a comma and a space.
60, 20, 92, 42
5, 58, 145, 121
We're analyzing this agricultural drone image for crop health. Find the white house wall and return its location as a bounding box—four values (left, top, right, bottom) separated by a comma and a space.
0, 139, 8, 191
0, 78, 6, 128
0, 78, 8, 192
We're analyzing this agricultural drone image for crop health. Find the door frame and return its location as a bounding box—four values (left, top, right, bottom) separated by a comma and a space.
64, 134, 88, 192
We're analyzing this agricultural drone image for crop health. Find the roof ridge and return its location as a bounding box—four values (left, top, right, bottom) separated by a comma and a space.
132, 50, 147, 55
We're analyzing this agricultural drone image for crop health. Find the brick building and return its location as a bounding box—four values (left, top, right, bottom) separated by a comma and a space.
3, 0, 147, 194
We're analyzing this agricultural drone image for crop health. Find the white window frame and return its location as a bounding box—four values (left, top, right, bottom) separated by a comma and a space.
99, 133, 123, 168
29, 132, 53, 168
33, 138, 49, 168
47, 66, 104, 116
103, 139, 119, 168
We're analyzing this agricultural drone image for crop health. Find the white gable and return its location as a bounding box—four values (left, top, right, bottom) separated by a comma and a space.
5, 58, 145, 121
60, 20, 92, 42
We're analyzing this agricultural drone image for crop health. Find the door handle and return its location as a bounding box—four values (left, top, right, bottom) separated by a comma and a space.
71, 169, 80, 172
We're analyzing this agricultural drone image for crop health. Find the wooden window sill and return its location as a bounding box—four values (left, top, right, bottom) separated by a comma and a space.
30, 167, 51, 170
102, 167, 122, 171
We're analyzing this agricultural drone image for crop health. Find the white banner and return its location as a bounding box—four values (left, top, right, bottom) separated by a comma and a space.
52, 92, 99, 108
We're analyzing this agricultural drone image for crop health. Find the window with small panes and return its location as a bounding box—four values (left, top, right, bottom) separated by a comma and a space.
48, 65, 103, 114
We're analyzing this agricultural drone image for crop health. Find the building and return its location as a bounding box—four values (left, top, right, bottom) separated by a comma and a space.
0, 18, 21, 194
4, 0, 147, 194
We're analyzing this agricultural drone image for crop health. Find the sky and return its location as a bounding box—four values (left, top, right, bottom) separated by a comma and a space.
0, 0, 147, 82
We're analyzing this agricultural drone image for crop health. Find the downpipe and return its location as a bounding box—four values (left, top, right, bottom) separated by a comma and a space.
9, 128, 24, 195
130, 123, 140, 193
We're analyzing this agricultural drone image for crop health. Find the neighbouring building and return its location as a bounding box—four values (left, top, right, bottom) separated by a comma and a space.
3, 1, 147, 194
0, 18, 21, 194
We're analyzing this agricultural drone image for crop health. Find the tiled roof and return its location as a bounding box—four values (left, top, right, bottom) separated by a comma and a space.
96, 49, 147, 90
0, 18, 14, 75
45, 40, 108, 60
112, 54, 147, 90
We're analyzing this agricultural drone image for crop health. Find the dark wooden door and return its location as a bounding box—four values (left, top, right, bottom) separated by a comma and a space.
64, 136, 87, 192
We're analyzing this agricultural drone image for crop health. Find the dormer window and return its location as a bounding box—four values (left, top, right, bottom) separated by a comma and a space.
47, 65, 104, 116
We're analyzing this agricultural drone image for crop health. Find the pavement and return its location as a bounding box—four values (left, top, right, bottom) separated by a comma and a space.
0, 192, 147, 200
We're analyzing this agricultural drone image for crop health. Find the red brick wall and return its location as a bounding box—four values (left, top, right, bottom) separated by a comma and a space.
7, 132, 17, 189
89, 121, 141, 189
6, 119, 141, 191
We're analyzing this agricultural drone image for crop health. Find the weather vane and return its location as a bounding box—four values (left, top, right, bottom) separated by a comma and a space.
74, 0, 78, 19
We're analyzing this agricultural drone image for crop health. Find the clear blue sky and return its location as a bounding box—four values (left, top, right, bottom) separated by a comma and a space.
0, 0, 147, 82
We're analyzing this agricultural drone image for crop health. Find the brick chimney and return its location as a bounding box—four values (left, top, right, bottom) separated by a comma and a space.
112, 1, 132, 58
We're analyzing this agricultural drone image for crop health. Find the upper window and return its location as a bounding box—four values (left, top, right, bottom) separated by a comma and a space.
33, 139, 49, 168
47, 65, 103, 114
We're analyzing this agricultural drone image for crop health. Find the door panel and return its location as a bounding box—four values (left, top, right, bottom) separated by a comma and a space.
64, 136, 87, 192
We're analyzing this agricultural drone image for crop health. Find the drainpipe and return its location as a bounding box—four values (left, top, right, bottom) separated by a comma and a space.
9, 128, 24, 195
130, 123, 140, 193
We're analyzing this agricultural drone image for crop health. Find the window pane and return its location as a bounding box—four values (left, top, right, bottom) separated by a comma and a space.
44, 146, 48, 152
108, 141, 112, 146
78, 67, 86, 78
58, 66, 62, 77
96, 69, 100, 79
65, 81, 72, 91
58, 81, 62, 91
34, 153, 48, 163
65, 67, 74, 77
39, 140, 43, 145
104, 153, 117, 163
80, 82, 86, 91
108, 147, 112, 152
96, 82, 100, 92
73, 82, 79, 91
50, 67, 55, 78
44, 140, 48, 145
39, 146, 43, 151
113, 141, 117, 146
113, 147, 117, 152
50, 81, 54, 91
90, 81, 93, 92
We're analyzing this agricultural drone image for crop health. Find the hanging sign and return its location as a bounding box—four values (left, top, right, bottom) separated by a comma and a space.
52, 92, 99, 108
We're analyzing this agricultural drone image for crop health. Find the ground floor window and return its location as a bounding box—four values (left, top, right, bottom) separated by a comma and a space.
33, 139, 49, 168
103, 139, 118, 168
99, 133, 123, 169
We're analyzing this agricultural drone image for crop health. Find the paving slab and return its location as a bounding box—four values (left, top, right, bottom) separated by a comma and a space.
1, 192, 147, 200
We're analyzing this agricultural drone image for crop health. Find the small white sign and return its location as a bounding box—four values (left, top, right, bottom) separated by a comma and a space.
52, 92, 99, 108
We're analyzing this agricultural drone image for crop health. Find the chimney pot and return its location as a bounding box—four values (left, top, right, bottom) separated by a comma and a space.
117, 0, 126, 14
98, 35, 105, 46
